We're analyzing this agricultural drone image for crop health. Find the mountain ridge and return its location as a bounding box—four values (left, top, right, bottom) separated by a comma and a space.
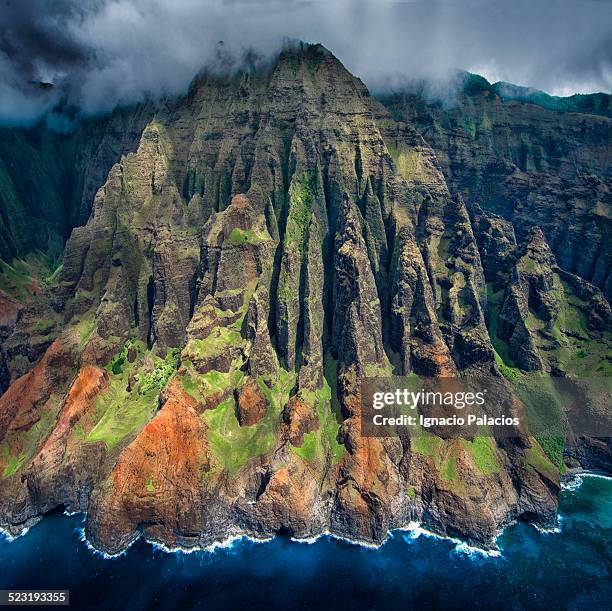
0, 43, 609, 554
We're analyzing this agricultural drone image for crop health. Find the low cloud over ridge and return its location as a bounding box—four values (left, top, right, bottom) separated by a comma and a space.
1, 0, 611, 125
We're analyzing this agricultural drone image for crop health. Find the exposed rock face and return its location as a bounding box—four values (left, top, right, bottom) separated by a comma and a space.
378, 77, 612, 299
0, 108, 152, 263
281, 396, 319, 446
236, 378, 269, 426
86, 378, 209, 552
0, 291, 21, 390
0, 338, 77, 440
0, 45, 609, 553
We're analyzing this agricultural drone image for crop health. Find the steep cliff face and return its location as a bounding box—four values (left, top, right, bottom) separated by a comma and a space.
0, 45, 609, 554
378, 76, 612, 299
0, 108, 153, 264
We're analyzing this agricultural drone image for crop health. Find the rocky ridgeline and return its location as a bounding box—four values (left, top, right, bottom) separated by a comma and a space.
0, 45, 610, 554
378, 76, 612, 300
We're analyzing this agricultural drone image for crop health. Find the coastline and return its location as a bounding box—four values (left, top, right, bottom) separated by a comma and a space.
3, 468, 610, 610
2, 470, 610, 559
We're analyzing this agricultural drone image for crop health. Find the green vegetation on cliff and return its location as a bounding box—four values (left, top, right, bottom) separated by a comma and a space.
284, 173, 314, 254
185, 327, 243, 360
460, 434, 500, 474
204, 369, 295, 474
180, 366, 245, 402
411, 426, 500, 486
291, 378, 345, 466
485, 282, 577, 474
0, 252, 61, 302
385, 140, 424, 183
87, 343, 178, 449
1, 396, 62, 478
525, 440, 559, 481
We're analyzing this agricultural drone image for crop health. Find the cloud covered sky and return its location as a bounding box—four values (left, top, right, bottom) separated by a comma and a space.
1, 0, 611, 124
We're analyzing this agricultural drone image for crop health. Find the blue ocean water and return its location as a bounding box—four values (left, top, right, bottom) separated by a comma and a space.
1, 475, 611, 611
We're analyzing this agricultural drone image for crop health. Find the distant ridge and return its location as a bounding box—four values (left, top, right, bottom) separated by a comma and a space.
461, 72, 612, 117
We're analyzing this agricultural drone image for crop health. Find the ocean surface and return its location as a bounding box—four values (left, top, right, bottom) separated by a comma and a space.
1, 474, 611, 611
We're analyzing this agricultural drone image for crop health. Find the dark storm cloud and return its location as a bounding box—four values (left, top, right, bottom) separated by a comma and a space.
0, 0, 611, 125
0, 1, 92, 73
0, 0, 97, 122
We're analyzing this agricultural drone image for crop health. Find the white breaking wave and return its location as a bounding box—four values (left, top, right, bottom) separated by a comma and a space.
562, 471, 612, 492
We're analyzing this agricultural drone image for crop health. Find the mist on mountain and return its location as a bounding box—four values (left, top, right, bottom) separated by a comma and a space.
1, 0, 611, 126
